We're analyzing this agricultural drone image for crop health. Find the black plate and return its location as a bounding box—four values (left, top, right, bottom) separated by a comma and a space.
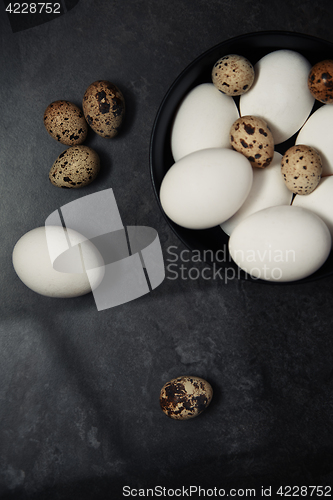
150, 31, 333, 284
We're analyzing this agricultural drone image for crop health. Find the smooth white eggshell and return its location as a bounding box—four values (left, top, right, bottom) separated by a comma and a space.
12, 226, 105, 298
229, 205, 331, 282
296, 104, 333, 176
171, 83, 239, 162
240, 50, 314, 145
293, 176, 333, 238
160, 148, 253, 230
221, 151, 292, 236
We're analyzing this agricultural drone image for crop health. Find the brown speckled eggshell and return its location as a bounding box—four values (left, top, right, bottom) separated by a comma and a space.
212, 54, 254, 96
230, 115, 274, 168
308, 60, 333, 103
281, 145, 322, 195
49, 145, 100, 188
43, 100, 88, 145
82, 80, 125, 138
159, 376, 213, 420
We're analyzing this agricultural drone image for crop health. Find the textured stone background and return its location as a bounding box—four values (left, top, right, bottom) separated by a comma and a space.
1, 1, 333, 498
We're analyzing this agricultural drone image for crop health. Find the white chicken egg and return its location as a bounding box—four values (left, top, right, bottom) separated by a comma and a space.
229, 205, 331, 282
221, 151, 292, 236
240, 50, 315, 145
160, 148, 253, 230
296, 104, 333, 176
293, 176, 333, 239
12, 226, 105, 298
171, 83, 239, 162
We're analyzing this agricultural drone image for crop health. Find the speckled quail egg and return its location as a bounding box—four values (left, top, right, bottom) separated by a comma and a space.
230, 115, 274, 168
308, 60, 333, 103
43, 100, 88, 145
82, 80, 125, 138
160, 376, 213, 420
49, 145, 100, 188
212, 54, 255, 96
281, 145, 322, 195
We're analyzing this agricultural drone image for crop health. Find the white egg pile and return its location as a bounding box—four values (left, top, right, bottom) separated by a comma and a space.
159, 50, 333, 282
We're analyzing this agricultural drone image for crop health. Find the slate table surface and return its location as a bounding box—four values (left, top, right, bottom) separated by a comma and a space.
1, 1, 333, 498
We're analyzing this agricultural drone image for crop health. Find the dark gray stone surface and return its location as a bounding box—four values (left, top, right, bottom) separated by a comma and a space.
1, 1, 333, 498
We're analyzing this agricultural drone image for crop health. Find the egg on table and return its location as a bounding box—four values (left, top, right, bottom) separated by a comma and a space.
229, 115, 274, 168
281, 144, 322, 195
221, 152, 292, 236
49, 145, 100, 188
12, 226, 105, 298
170, 83, 239, 162
212, 54, 255, 96
160, 376, 213, 420
43, 100, 88, 146
229, 205, 331, 282
82, 80, 125, 138
160, 148, 253, 229
240, 49, 315, 144
296, 104, 333, 176
308, 59, 333, 103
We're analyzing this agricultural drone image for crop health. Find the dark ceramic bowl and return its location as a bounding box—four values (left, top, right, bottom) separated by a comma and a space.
150, 31, 333, 284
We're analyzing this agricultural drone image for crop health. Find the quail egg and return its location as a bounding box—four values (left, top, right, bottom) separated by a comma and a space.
82, 80, 125, 138
160, 376, 213, 420
43, 100, 88, 145
281, 145, 322, 195
212, 54, 254, 96
49, 145, 100, 188
230, 115, 274, 168
308, 60, 333, 103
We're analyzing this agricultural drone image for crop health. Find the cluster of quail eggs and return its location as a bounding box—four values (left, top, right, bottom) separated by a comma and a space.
160, 51, 333, 282
44, 80, 125, 188
212, 54, 332, 195
221, 54, 333, 196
